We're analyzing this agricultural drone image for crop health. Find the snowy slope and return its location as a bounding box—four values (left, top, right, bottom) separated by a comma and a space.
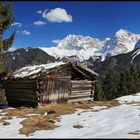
1, 93, 140, 138
40, 29, 140, 62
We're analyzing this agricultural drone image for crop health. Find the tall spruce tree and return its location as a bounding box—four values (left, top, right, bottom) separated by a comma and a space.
0, 2, 16, 73
118, 63, 140, 96
103, 68, 120, 100
94, 80, 104, 101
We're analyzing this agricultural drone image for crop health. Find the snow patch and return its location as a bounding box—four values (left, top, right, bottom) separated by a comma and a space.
115, 93, 140, 104
131, 49, 140, 60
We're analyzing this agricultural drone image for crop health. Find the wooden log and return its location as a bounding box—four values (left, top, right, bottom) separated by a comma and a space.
71, 82, 92, 85
7, 99, 38, 107
6, 96, 38, 103
5, 83, 37, 89
6, 94, 37, 101
72, 83, 92, 86
68, 95, 91, 100
71, 80, 92, 84
71, 92, 91, 96
72, 84, 92, 88
6, 80, 36, 84
71, 89, 91, 93
71, 83, 92, 87
68, 97, 91, 103
71, 86, 92, 91
69, 93, 91, 97
6, 88, 36, 94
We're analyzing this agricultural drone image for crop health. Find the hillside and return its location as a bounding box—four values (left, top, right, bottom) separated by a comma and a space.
3, 47, 56, 71
90, 48, 140, 76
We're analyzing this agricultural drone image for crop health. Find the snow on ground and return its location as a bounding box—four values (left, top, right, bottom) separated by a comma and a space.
115, 93, 140, 104
1, 93, 140, 138
0, 117, 25, 138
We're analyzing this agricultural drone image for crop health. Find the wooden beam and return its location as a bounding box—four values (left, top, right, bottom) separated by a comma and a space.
71, 80, 92, 84
72, 65, 88, 78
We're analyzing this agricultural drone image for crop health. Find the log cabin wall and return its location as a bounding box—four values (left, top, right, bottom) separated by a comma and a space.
4, 80, 38, 107
40, 65, 71, 104
68, 80, 94, 103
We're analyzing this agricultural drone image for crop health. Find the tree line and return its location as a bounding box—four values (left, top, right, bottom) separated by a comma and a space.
94, 63, 140, 100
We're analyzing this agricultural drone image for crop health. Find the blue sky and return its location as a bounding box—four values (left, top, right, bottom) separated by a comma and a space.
6, 1, 140, 48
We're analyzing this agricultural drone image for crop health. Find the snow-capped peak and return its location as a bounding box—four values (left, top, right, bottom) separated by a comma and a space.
57, 34, 103, 50
97, 29, 140, 59
40, 29, 140, 62
115, 29, 130, 37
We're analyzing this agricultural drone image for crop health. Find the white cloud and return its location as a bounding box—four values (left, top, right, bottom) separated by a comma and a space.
22, 30, 31, 35
11, 22, 22, 27
52, 40, 61, 44
36, 10, 42, 14
42, 9, 49, 17
43, 8, 72, 23
33, 21, 46, 25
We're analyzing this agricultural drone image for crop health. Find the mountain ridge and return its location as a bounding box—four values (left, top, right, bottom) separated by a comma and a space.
40, 29, 140, 62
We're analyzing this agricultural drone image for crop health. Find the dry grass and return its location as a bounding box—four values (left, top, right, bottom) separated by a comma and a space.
1, 100, 120, 136
19, 115, 58, 136
0, 89, 6, 104
128, 130, 140, 135
0, 116, 12, 123
73, 124, 83, 129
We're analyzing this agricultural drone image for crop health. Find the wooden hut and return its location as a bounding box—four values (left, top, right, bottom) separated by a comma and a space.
4, 61, 99, 107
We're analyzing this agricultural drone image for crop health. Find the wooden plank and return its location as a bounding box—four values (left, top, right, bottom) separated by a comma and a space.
71, 92, 91, 96
69, 93, 91, 98
68, 95, 91, 100
6, 96, 38, 103
72, 82, 92, 85
72, 65, 89, 77
7, 99, 38, 106
71, 86, 92, 90
6, 80, 36, 84
72, 84, 92, 88
5, 83, 37, 89
5, 92, 37, 100
6, 88, 36, 94
71, 80, 92, 84
71, 89, 91, 93
68, 97, 91, 103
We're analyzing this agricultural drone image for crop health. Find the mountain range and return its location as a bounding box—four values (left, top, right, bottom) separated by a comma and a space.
4, 29, 140, 72
40, 29, 140, 62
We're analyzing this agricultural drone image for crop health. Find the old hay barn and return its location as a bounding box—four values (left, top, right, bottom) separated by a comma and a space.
4, 62, 99, 107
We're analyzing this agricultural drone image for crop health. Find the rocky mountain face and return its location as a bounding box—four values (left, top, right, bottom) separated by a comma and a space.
4, 47, 56, 71
40, 29, 140, 62
91, 48, 140, 76
40, 34, 104, 62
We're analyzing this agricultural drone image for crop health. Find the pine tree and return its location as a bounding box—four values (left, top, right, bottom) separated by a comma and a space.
94, 80, 104, 101
0, 2, 16, 73
103, 68, 120, 100
118, 63, 140, 97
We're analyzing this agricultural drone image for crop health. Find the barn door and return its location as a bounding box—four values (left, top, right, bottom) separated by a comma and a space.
57, 78, 69, 103
46, 78, 70, 103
